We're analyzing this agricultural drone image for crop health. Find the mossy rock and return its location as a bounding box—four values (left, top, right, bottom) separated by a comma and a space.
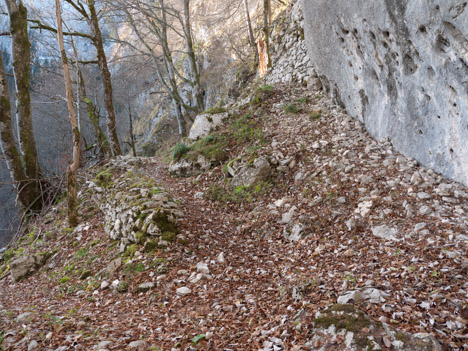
161, 231, 176, 242
135, 231, 145, 244
80, 270, 92, 280
143, 240, 157, 252
124, 244, 138, 258
153, 210, 178, 233
116, 281, 128, 293
94, 168, 114, 188
149, 257, 167, 269
313, 304, 371, 333
311, 304, 440, 350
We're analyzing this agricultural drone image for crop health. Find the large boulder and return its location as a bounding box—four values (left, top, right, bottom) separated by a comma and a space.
188, 112, 228, 141
10, 252, 52, 282
231, 157, 271, 188
302, 0, 468, 186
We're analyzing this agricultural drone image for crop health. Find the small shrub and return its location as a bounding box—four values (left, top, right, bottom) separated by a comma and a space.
284, 103, 299, 114
259, 84, 273, 92
73, 248, 87, 259
296, 97, 310, 104
173, 143, 190, 160
58, 276, 70, 284
231, 114, 264, 143
310, 110, 322, 120
117, 281, 128, 293
251, 85, 275, 104
190, 135, 228, 162
94, 168, 114, 188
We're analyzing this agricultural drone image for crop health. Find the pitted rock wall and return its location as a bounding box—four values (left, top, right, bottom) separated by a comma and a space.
302, 0, 468, 186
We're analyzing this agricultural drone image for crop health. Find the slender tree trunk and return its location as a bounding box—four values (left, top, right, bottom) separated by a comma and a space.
243, 0, 258, 64
71, 38, 111, 159
0, 50, 36, 210
263, 0, 272, 69
77, 69, 111, 158
56, 0, 80, 226
5, 0, 44, 203
87, 0, 121, 156
128, 105, 136, 157
172, 99, 186, 136
182, 0, 204, 112
159, 0, 187, 136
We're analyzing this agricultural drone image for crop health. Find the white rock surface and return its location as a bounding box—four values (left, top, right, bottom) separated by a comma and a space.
189, 112, 228, 141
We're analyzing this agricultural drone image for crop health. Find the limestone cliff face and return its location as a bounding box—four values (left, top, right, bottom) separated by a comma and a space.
301, 0, 468, 185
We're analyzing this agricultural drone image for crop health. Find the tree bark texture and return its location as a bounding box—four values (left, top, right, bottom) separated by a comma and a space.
56, 0, 81, 226
87, 0, 121, 156
243, 0, 258, 64
262, 0, 272, 69
128, 105, 136, 157
0, 50, 39, 211
183, 0, 204, 112
5, 0, 42, 184
78, 69, 111, 159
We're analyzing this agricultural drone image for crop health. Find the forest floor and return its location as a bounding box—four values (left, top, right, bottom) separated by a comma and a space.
0, 84, 467, 351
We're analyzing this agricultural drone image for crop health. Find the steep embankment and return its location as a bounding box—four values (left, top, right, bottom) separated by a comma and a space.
1, 83, 467, 350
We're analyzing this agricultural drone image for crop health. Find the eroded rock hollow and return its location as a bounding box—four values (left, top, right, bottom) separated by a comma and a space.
302, 0, 468, 185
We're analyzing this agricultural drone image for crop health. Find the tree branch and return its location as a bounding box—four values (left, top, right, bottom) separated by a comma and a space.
28, 19, 93, 39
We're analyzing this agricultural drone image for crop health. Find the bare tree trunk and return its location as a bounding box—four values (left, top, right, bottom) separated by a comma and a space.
0, 50, 36, 210
78, 69, 111, 158
5, 0, 44, 206
263, 0, 272, 69
182, 0, 204, 112
128, 104, 136, 157
56, 0, 80, 226
159, 0, 187, 136
172, 99, 186, 136
87, 0, 121, 156
243, 0, 258, 64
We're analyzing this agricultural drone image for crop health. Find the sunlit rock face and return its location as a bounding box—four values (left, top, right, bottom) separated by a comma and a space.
302, 0, 468, 185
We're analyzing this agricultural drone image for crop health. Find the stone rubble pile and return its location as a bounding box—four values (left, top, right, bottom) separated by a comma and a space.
169, 154, 211, 177
87, 156, 183, 253
265, 1, 320, 89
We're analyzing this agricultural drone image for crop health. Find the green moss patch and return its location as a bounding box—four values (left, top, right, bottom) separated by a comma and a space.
94, 167, 115, 188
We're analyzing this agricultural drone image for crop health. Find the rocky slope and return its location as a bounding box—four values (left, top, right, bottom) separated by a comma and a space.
1, 81, 467, 350
1, 3, 467, 351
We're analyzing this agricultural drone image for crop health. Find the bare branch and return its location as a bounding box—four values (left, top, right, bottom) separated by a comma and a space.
28, 19, 94, 39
